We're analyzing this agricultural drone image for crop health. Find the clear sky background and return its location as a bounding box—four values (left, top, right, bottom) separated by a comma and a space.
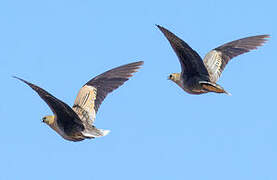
0, 0, 276, 179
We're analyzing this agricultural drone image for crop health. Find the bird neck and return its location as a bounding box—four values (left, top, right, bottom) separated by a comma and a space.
46, 115, 55, 125
171, 73, 184, 89
172, 73, 181, 83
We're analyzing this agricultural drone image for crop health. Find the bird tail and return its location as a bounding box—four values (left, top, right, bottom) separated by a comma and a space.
199, 81, 231, 95
82, 128, 110, 138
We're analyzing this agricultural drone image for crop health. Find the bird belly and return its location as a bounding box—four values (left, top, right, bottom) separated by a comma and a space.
179, 79, 207, 95
49, 121, 85, 142
182, 86, 207, 95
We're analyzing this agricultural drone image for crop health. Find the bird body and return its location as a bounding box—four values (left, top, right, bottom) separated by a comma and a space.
157, 25, 269, 95
43, 115, 86, 141
15, 61, 143, 142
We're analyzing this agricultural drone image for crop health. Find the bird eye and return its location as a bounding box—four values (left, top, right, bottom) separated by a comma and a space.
169, 75, 173, 78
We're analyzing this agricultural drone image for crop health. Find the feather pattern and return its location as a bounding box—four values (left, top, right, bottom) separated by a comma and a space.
73, 61, 143, 123
73, 85, 97, 124
203, 35, 269, 82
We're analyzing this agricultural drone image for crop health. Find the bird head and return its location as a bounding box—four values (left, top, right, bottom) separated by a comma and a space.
42, 115, 55, 125
168, 73, 180, 83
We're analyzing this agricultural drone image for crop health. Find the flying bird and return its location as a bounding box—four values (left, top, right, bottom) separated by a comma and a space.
156, 25, 269, 95
14, 61, 143, 142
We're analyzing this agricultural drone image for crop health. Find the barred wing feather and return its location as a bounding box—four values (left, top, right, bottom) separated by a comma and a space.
73, 61, 143, 124
203, 35, 269, 82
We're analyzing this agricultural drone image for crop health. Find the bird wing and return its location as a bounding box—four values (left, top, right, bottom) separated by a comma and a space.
203, 35, 269, 82
72, 61, 143, 124
156, 25, 209, 78
14, 76, 84, 136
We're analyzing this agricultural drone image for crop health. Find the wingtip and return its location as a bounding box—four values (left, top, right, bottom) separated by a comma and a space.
255, 34, 270, 41
136, 60, 144, 65
12, 76, 33, 86
156, 24, 169, 33
156, 24, 164, 31
131, 61, 144, 69
264, 34, 271, 42
12, 75, 24, 82
259, 34, 271, 41
251, 34, 270, 39
257, 34, 270, 46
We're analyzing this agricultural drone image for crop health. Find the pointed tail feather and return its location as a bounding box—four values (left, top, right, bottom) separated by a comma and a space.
199, 81, 231, 95
99, 129, 110, 136
82, 128, 110, 138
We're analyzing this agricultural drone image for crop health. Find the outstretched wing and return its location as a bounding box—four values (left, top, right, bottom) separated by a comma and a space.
72, 61, 143, 124
203, 35, 269, 82
156, 25, 209, 78
14, 76, 84, 136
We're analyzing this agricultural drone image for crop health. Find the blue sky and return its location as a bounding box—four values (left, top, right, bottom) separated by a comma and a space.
0, 0, 276, 179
